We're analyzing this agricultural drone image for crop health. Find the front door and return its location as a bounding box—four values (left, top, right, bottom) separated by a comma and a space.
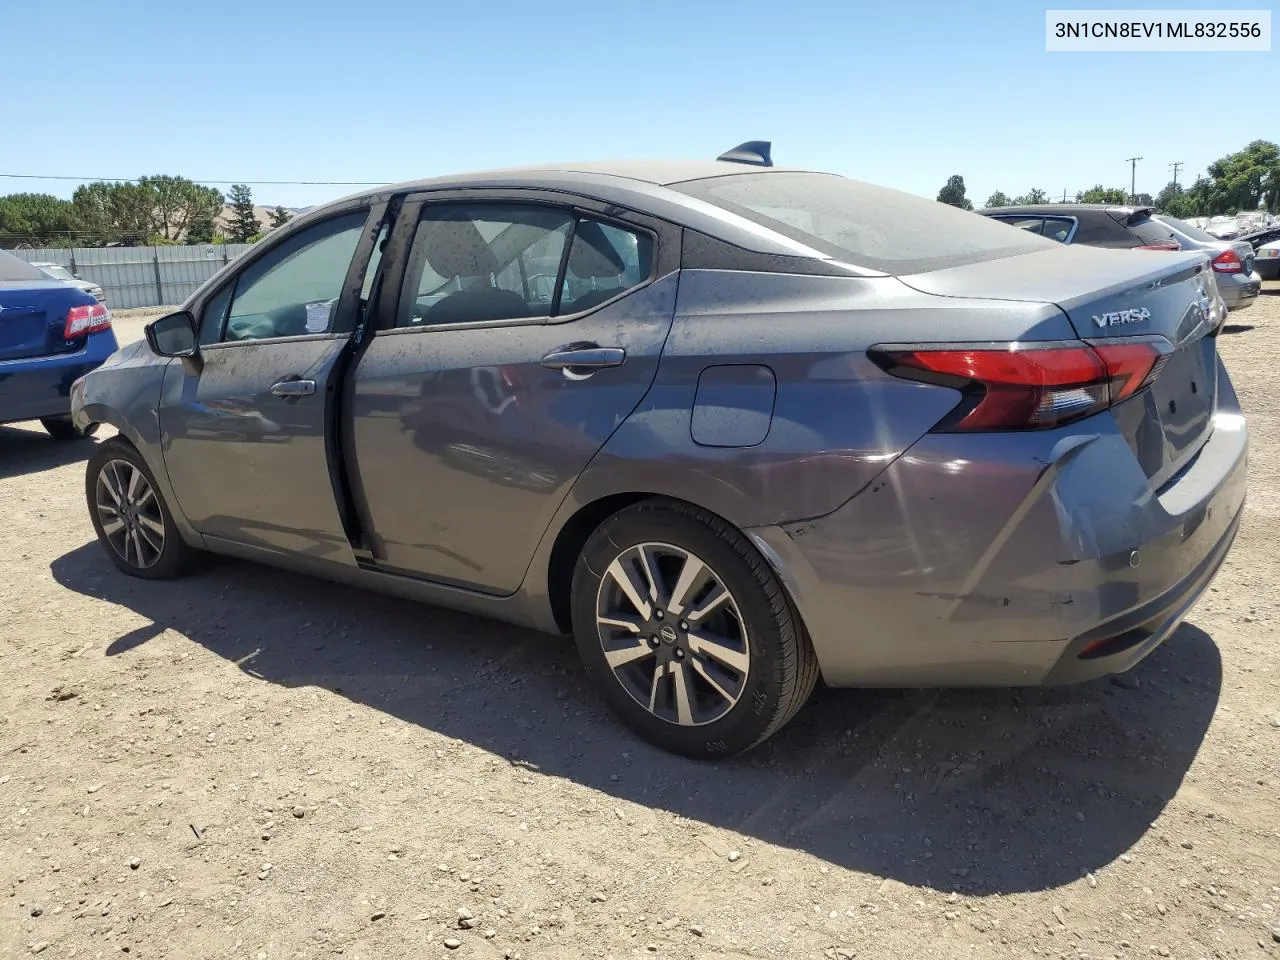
159, 207, 383, 564
347, 197, 677, 594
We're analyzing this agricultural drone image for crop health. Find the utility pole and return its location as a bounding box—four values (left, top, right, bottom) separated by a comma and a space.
1126, 156, 1143, 203
1062, 188, 1068, 203
1169, 161, 1183, 190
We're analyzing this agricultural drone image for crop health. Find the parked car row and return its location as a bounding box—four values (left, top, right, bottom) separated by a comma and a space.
979, 204, 1263, 312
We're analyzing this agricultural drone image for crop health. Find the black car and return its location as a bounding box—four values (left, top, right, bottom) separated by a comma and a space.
978, 204, 1180, 251
1239, 223, 1280, 251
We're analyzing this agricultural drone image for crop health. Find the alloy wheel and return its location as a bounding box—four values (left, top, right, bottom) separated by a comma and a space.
95, 459, 166, 569
595, 542, 750, 726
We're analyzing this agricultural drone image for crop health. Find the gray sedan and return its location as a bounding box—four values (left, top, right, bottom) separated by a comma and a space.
70, 144, 1248, 756
1151, 214, 1262, 311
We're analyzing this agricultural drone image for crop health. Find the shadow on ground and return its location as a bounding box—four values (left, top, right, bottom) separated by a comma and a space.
0, 425, 97, 480
52, 542, 1221, 895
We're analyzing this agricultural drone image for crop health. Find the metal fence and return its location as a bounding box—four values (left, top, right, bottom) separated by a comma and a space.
11, 243, 257, 310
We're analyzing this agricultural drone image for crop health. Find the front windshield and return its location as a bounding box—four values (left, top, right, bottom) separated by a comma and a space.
39, 264, 75, 281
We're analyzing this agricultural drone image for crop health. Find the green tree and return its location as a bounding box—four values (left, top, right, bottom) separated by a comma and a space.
72, 181, 152, 245
0, 193, 80, 247
1156, 181, 1183, 210
227, 184, 260, 243
268, 205, 293, 229
137, 175, 225, 241
1206, 140, 1280, 213
1075, 185, 1129, 204
936, 175, 973, 210
984, 190, 1011, 208
1014, 188, 1049, 205
186, 215, 217, 245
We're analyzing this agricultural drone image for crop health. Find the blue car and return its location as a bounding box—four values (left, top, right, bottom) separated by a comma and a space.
0, 250, 118, 440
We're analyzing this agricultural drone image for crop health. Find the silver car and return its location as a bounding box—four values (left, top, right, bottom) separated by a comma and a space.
29, 261, 106, 303
1151, 215, 1261, 311
70, 144, 1249, 757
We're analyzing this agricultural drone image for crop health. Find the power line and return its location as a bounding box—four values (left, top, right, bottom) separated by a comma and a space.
0, 174, 386, 186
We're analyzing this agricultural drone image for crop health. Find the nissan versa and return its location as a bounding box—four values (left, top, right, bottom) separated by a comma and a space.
71, 144, 1248, 757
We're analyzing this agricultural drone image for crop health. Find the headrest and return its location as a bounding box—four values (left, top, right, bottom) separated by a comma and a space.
420, 215, 499, 279
567, 220, 627, 279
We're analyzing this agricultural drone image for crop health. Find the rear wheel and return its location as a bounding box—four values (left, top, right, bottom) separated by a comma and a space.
41, 416, 98, 441
86, 438, 191, 579
570, 499, 819, 758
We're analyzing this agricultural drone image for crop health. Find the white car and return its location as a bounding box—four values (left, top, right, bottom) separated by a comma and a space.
29, 261, 105, 303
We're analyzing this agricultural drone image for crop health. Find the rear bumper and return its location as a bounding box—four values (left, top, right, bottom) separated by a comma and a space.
1254, 258, 1280, 282
748, 360, 1249, 688
0, 330, 119, 424
1219, 270, 1261, 310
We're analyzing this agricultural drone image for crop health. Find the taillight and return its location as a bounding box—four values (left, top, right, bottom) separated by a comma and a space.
64, 303, 111, 339
1211, 249, 1243, 273
1137, 241, 1181, 251
869, 339, 1173, 432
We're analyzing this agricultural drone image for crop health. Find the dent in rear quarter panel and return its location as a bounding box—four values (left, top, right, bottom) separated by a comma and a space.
74, 342, 203, 546
756, 378, 1246, 687
561, 270, 1077, 529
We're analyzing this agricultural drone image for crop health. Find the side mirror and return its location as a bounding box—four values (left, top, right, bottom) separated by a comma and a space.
145, 310, 198, 357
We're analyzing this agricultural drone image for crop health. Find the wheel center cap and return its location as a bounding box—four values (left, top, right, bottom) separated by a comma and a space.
659, 624, 678, 645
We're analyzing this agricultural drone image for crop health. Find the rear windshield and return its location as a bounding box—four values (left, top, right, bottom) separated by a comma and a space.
0, 250, 47, 282
1156, 215, 1217, 243
1127, 216, 1178, 246
669, 171, 1055, 273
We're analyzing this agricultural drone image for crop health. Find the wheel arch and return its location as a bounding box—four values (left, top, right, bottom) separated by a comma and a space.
77, 401, 203, 548
542, 490, 808, 640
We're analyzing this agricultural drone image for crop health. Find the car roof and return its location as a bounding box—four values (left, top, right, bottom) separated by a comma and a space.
313, 159, 856, 265
980, 204, 1154, 217
370, 159, 806, 195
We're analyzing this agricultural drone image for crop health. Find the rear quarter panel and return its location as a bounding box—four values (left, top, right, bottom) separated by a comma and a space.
557, 270, 1077, 529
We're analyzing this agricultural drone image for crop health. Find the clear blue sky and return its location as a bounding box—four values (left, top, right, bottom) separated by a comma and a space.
4, 0, 1274, 209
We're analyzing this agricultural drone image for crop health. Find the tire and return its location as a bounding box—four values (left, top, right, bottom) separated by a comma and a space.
571, 498, 819, 758
85, 437, 192, 580
41, 416, 99, 441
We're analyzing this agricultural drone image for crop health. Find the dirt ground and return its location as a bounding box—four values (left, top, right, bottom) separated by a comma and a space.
3, 290, 1279, 960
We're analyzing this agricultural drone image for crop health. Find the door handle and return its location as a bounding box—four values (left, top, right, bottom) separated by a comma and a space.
270, 378, 316, 398
540, 344, 626, 372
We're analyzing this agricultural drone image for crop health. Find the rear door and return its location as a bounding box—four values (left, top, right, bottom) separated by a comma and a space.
158, 203, 387, 563
346, 190, 680, 594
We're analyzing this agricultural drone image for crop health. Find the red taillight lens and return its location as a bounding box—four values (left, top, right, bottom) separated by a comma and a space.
1211, 249, 1243, 273
870, 339, 1172, 431
64, 303, 111, 339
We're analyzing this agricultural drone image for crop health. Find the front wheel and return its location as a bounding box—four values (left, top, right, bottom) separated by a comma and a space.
570, 499, 819, 758
41, 416, 98, 441
85, 438, 192, 579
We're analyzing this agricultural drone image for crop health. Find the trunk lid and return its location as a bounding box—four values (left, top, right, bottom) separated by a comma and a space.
1228, 240, 1256, 276
0, 281, 92, 362
899, 245, 1222, 489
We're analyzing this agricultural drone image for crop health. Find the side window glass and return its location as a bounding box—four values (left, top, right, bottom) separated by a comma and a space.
1042, 218, 1073, 243
399, 204, 573, 327
556, 218, 654, 315
198, 283, 234, 346
221, 211, 367, 343
361, 222, 390, 302
995, 217, 1045, 236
